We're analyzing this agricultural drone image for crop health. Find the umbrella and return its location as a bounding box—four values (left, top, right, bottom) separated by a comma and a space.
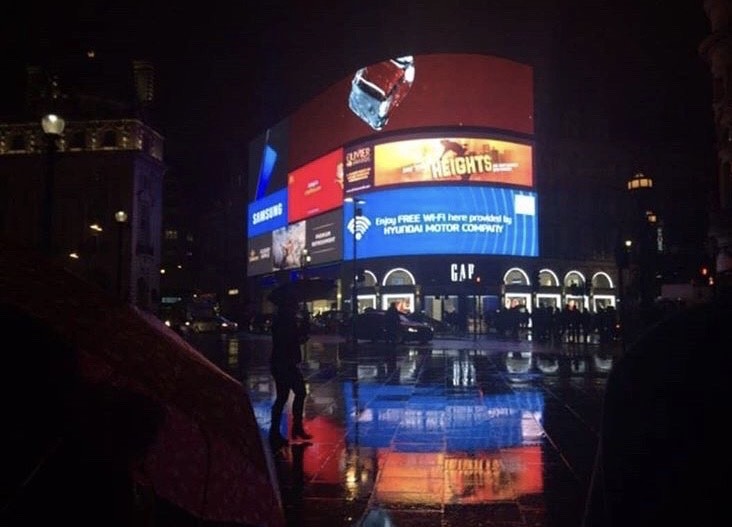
267, 278, 336, 306
0, 242, 285, 527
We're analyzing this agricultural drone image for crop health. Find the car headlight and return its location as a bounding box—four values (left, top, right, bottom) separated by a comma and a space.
407, 327, 417, 333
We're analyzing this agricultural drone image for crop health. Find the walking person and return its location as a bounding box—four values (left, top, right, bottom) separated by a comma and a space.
385, 302, 401, 344
268, 295, 312, 448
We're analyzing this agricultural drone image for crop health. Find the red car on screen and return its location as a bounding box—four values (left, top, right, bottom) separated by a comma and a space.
348, 56, 415, 131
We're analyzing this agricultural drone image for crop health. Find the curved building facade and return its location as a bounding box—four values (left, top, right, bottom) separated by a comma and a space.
246, 53, 619, 327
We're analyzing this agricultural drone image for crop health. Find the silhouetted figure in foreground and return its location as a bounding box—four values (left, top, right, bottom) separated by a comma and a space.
1, 303, 163, 527
582, 289, 732, 526
385, 302, 401, 344
269, 296, 312, 447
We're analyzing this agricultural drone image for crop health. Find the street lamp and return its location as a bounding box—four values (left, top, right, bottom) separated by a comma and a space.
115, 210, 128, 300
344, 196, 365, 342
615, 238, 632, 353
40, 113, 65, 255
626, 171, 656, 323
299, 248, 311, 278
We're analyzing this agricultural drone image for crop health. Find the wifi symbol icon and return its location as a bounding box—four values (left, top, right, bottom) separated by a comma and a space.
348, 215, 371, 240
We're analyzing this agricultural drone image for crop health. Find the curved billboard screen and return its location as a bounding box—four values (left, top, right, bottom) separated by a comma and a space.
289, 53, 533, 172
343, 185, 538, 259
344, 135, 533, 196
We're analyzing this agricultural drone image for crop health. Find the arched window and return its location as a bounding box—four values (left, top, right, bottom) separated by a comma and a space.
383, 268, 415, 286
564, 270, 586, 288
591, 272, 614, 289
361, 270, 378, 287
503, 267, 529, 285
538, 269, 560, 287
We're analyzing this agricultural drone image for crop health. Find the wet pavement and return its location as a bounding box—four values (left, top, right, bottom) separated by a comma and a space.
186, 331, 619, 527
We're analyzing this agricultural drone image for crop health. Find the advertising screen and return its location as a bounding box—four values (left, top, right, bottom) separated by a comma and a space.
247, 188, 287, 238
343, 143, 375, 195
247, 210, 344, 276
288, 53, 534, 171
306, 209, 343, 266
343, 186, 538, 259
344, 136, 533, 195
248, 120, 290, 202
272, 220, 306, 271
374, 137, 532, 188
247, 233, 274, 277
288, 148, 345, 222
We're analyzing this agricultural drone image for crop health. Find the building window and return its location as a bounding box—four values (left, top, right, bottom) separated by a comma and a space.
165, 229, 178, 240
383, 268, 416, 286
69, 130, 86, 149
10, 135, 26, 151
101, 130, 117, 148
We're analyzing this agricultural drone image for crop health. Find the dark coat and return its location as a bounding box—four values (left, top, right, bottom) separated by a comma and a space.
583, 294, 732, 526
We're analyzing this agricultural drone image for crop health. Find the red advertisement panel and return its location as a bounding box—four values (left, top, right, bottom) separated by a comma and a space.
287, 148, 344, 222
289, 54, 533, 171
374, 137, 533, 188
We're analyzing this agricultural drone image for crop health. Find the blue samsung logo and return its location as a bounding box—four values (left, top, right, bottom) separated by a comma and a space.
248, 188, 287, 238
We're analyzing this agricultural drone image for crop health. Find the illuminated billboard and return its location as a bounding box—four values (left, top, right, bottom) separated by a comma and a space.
344, 136, 533, 195
248, 121, 290, 202
247, 188, 287, 238
287, 148, 344, 222
306, 209, 343, 266
272, 220, 306, 271
288, 53, 533, 171
247, 233, 275, 276
247, 209, 344, 276
343, 186, 538, 259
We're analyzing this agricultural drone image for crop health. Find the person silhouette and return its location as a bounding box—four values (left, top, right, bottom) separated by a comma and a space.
269, 295, 312, 448
385, 302, 401, 344
582, 287, 732, 526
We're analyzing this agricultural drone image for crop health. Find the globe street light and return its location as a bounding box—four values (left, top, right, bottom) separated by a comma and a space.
344, 196, 365, 343
40, 113, 65, 255
115, 210, 129, 300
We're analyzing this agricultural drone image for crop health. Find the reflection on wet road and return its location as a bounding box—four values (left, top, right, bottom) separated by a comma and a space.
186, 332, 617, 527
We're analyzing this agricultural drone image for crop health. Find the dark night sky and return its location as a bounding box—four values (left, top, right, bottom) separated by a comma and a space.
0, 1, 716, 212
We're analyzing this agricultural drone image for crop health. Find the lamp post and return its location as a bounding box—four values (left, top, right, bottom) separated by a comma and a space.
344, 196, 365, 343
115, 210, 128, 300
40, 113, 65, 255
299, 248, 311, 278
626, 171, 656, 323
615, 238, 632, 353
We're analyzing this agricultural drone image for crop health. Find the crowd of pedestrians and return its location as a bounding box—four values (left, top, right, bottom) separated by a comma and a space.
443, 303, 621, 344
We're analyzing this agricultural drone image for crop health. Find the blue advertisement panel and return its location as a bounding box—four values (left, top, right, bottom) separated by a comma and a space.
343, 186, 538, 259
247, 188, 287, 238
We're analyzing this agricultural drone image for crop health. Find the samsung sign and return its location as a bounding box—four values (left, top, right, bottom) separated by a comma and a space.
343, 185, 538, 259
248, 188, 287, 237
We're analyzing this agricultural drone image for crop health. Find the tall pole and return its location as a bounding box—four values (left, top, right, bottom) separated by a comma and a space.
351, 201, 359, 344
40, 108, 65, 256
345, 197, 364, 344
41, 134, 56, 255
115, 210, 128, 301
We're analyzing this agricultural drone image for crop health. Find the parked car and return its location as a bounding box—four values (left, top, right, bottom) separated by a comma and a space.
183, 315, 239, 334
311, 310, 350, 335
406, 312, 452, 334
354, 310, 434, 343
